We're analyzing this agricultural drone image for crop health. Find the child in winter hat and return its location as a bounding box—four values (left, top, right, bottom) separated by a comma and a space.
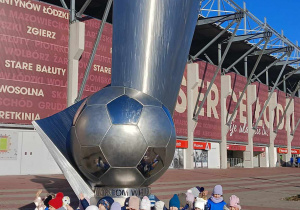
148, 194, 156, 208
140, 196, 151, 210
62, 196, 71, 210
185, 190, 194, 203
110, 202, 122, 210
56, 192, 64, 200
49, 196, 63, 209
206, 185, 226, 210
189, 187, 200, 198
128, 196, 140, 210
154, 201, 165, 210
229, 195, 241, 210
97, 196, 114, 210
169, 194, 180, 210
194, 200, 205, 210
85, 206, 98, 210
213, 185, 223, 195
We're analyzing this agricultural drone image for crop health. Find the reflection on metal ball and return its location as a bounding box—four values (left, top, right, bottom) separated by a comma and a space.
68, 86, 176, 187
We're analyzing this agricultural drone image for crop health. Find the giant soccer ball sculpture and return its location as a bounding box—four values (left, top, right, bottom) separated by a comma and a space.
69, 86, 176, 187
33, 0, 199, 199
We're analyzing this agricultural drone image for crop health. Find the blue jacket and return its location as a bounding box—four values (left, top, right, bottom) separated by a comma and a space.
80, 198, 89, 210
206, 198, 226, 210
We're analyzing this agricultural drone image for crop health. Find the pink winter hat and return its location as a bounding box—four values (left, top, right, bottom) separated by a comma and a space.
229, 195, 241, 209
186, 190, 194, 203
128, 196, 140, 210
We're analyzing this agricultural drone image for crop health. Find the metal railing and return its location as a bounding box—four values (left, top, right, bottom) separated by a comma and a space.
199, 0, 300, 69
227, 157, 244, 167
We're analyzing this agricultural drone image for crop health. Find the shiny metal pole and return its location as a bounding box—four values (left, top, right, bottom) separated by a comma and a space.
190, 19, 237, 62
225, 38, 265, 72
275, 81, 300, 133
251, 53, 287, 82
70, 0, 75, 23
276, 68, 300, 87
111, 0, 200, 114
226, 37, 270, 126
283, 75, 287, 94
292, 118, 300, 136
254, 53, 292, 129
75, 0, 113, 103
193, 19, 242, 121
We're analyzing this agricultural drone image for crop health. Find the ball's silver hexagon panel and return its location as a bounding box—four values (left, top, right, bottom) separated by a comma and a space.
100, 168, 145, 187
80, 146, 110, 179
138, 106, 172, 147
142, 128, 176, 186
101, 125, 148, 167
137, 147, 166, 178
75, 105, 111, 146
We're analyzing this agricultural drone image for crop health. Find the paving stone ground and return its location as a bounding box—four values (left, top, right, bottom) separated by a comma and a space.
0, 167, 300, 209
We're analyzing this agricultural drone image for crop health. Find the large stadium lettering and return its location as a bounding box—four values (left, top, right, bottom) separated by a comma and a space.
27, 26, 56, 39
175, 75, 220, 120
0, 111, 40, 121
0, 85, 44, 97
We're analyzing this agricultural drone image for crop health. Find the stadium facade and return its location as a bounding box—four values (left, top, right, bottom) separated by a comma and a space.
0, 0, 299, 175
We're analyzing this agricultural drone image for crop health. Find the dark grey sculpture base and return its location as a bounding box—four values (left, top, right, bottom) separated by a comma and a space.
95, 187, 151, 198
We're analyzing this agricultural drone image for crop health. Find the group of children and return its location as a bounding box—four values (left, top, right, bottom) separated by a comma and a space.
34, 185, 241, 210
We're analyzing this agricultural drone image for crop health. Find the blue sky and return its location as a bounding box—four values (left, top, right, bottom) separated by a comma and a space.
233, 0, 300, 45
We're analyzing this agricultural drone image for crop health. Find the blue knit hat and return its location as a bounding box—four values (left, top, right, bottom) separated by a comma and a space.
169, 194, 180, 209
148, 194, 156, 207
97, 196, 114, 210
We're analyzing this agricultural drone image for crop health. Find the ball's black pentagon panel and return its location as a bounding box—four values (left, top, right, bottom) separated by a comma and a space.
107, 95, 143, 125
87, 86, 125, 105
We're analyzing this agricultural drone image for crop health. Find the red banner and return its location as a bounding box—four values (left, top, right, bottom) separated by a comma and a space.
174, 61, 221, 140
252, 82, 270, 144
227, 145, 246, 151
253, 146, 265, 152
173, 66, 187, 137
274, 90, 287, 146
0, 0, 112, 124
277, 148, 300, 154
292, 97, 300, 147
176, 140, 188, 149
277, 148, 287, 154
226, 73, 248, 143
193, 142, 211, 150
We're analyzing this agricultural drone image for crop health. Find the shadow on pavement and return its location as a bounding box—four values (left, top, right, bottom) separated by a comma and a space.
19, 175, 77, 210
